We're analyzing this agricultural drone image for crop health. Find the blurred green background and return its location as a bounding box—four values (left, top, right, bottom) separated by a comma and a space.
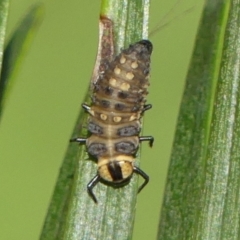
0, 0, 204, 239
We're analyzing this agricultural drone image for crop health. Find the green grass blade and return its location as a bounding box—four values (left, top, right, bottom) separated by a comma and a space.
0, 4, 44, 118
40, 0, 150, 239
158, 0, 240, 239
0, 0, 9, 117
0, 0, 9, 68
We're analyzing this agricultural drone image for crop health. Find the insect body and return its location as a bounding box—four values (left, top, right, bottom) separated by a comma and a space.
71, 40, 154, 203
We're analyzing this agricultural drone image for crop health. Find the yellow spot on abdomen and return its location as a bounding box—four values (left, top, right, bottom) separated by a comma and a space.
129, 114, 139, 121
100, 114, 108, 120
109, 78, 117, 87
120, 56, 126, 64
120, 82, 130, 91
88, 109, 95, 116
131, 61, 138, 69
113, 116, 122, 122
114, 67, 121, 75
126, 72, 134, 80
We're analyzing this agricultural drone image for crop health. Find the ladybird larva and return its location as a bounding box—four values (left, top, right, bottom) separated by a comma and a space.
71, 40, 154, 203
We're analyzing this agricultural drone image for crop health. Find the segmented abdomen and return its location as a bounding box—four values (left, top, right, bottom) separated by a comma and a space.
86, 40, 152, 168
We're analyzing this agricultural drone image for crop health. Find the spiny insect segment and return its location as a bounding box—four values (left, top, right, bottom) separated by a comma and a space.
71, 40, 154, 203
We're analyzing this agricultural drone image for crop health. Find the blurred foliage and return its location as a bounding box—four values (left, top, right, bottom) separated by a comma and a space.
158, 0, 240, 239
0, 4, 43, 119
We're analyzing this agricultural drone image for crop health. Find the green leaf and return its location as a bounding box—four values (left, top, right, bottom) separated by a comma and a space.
40, 0, 150, 239
0, 0, 9, 67
0, 4, 44, 118
158, 0, 240, 239
0, 0, 9, 117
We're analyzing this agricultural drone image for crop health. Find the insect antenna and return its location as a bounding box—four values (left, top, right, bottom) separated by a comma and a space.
149, 0, 195, 37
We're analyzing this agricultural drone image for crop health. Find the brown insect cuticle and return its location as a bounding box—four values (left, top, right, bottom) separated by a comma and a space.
104, 86, 113, 95
71, 40, 153, 203
118, 91, 128, 99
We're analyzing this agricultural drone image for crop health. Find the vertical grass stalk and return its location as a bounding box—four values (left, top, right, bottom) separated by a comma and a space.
40, 0, 150, 239
158, 0, 240, 239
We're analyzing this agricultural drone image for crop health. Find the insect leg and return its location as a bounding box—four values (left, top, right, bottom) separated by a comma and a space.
87, 174, 101, 204
142, 104, 152, 112
139, 136, 154, 147
82, 103, 91, 111
133, 166, 149, 193
69, 137, 87, 143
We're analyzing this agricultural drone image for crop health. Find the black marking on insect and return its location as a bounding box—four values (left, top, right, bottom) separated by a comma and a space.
70, 40, 154, 203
